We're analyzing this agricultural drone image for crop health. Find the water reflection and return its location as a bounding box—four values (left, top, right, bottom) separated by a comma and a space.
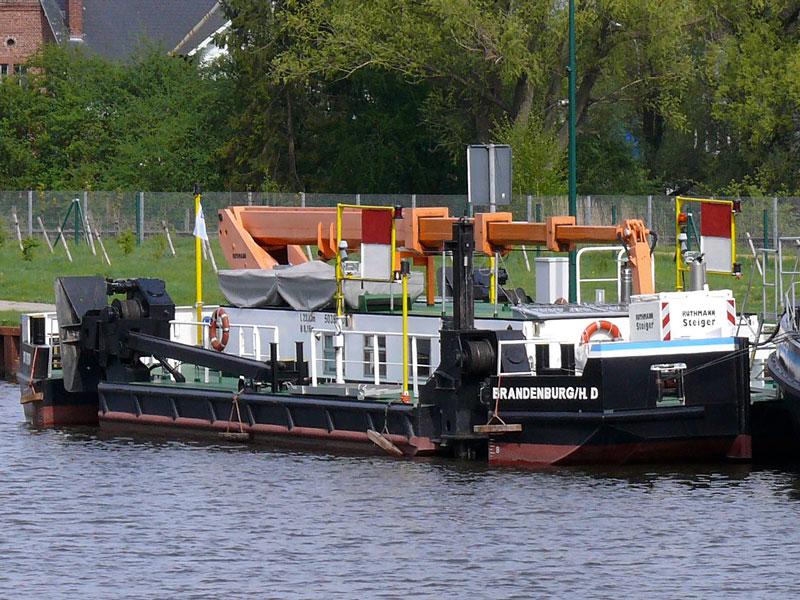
5, 380, 800, 598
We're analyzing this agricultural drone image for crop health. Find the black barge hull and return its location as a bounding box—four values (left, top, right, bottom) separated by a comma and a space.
486, 337, 752, 466
97, 382, 438, 456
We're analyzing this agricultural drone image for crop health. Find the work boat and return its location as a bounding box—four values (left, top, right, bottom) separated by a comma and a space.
17, 205, 752, 465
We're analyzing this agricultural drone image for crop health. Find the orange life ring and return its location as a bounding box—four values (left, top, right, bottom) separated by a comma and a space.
580, 320, 622, 345
209, 308, 230, 351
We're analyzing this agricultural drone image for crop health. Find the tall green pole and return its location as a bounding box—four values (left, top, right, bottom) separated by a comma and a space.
567, 0, 578, 303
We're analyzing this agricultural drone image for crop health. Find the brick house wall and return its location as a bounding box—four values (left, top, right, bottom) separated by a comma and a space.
0, 0, 72, 75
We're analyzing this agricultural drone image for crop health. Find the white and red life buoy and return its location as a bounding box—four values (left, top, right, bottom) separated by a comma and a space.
579, 320, 622, 345
209, 308, 230, 351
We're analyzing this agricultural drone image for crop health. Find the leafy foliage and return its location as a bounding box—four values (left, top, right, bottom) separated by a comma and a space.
21, 237, 39, 261
4, 2, 800, 195
116, 231, 136, 256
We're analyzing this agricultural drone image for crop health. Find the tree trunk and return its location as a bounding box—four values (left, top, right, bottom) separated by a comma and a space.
286, 87, 302, 190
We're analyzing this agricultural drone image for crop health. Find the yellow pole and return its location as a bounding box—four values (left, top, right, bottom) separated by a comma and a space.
336, 204, 343, 318
195, 192, 203, 344
676, 197, 683, 291
402, 268, 410, 403
489, 254, 496, 304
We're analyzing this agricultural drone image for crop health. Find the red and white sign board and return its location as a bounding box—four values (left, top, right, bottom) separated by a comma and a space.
360, 209, 393, 280
700, 203, 733, 272
629, 290, 736, 341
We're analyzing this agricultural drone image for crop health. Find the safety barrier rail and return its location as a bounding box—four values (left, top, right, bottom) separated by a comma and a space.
575, 246, 656, 303
308, 328, 437, 400
170, 319, 279, 361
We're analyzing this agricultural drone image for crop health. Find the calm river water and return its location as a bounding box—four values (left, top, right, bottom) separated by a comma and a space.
2, 379, 800, 599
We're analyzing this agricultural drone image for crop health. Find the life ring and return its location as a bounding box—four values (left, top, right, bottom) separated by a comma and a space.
580, 320, 622, 345
209, 308, 230, 351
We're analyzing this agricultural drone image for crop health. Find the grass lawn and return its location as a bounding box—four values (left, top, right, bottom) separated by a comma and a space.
0, 235, 225, 324
0, 233, 775, 326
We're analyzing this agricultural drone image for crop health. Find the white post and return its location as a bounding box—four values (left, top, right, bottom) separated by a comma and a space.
83, 190, 91, 245
163, 220, 176, 256
372, 334, 379, 385
310, 333, 318, 386
527, 194, 532, 222
204, 238, 218, 273
647, 195, 653, 229
253, 327, 260, 361
300, 191, 306, 208
335, 333, 344, 384
411, 337, 419, 398
411, 194, 417, 208
356, 193, 361, 206
12, 206, 23, 250
27, 190, 33, 236
56, 225, 73, 262
38, 216, 53, 253
85, 214, 97, 256
89, 213, 111, 265
247, 191, 253, 206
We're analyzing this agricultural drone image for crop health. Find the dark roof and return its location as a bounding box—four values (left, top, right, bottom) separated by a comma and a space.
40, 0, 68, 44
82, 0, 225, 61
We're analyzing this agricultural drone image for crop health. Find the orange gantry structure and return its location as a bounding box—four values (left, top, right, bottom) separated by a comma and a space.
217, 206, 654, 304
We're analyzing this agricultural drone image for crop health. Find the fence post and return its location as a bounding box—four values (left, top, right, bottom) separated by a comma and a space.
526, 195, 532, 222
535, 202, 542, 257
27, 190, 33, 236
584, 195, 592, 225
137, 191, 144, 245
184, 207, 190, 234
647, 195, 652, 230
411, 194, 417, 208
300, 191, 306, 208
356, 193, 361, 206
774, 196, 779, 248
247, 191, 253, 206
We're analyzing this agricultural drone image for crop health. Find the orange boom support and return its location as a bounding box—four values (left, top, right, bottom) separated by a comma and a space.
217, 206, 655, 301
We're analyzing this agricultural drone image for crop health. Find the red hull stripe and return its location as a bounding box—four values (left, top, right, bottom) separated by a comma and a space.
490, 435, 752, 466
99, 411, 437, 455
37, 405, 99, 427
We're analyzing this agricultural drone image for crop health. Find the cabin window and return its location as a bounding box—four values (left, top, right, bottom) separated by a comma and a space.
408, 337, 431, 378
321, 333, 342, 376
363, 335, 387, 379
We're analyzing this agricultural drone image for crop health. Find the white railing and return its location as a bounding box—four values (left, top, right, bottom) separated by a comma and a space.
576, 246, 656, 303
308, 328, 437, 398
169, 320, 279, 361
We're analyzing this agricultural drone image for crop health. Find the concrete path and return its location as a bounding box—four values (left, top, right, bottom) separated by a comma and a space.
0, 301, 56, 312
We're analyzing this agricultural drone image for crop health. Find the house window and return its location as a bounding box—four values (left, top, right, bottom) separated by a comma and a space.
363, 335, 387, 379
0, 65, 7, 78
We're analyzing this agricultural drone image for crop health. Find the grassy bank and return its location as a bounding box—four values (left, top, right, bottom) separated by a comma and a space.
0, 235, 224, 324
0, 234, 773, 326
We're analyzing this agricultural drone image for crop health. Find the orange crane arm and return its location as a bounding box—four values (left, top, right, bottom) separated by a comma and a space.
218, 206, 655, 296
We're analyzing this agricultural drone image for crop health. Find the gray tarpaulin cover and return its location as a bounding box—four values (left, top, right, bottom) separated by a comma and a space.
218, 262, 424, 311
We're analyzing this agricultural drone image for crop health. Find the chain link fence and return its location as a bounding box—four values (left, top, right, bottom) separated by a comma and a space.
0, 190, 791, 251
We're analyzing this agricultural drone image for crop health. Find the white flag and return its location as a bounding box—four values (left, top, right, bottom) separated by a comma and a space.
193, 202, 208, 241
